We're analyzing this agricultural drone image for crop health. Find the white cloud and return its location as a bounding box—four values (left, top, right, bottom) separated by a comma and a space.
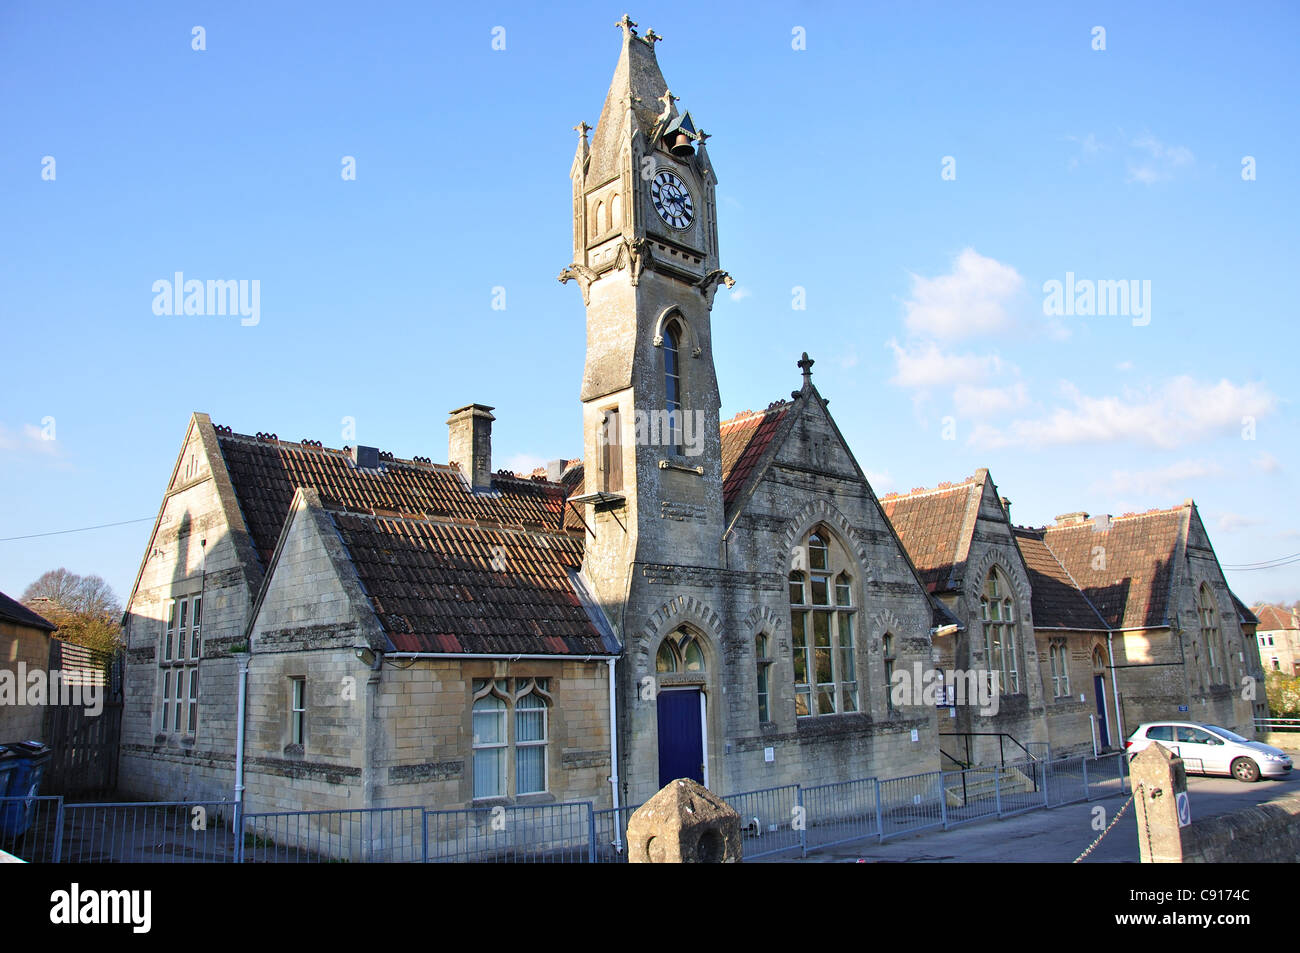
968, 376, 1276, 449
1214, 511, 1262, 534
0, 423, 60, 459
887, 339, 1006, 390
952, 382, 1029, 419
902, 248, 1025, 339
1090, 459, 1224, 496
1126, 133, 1194, 185
1115, 360, 1134, 372
729, 286, 752, 302
1252, 452, 1282, 473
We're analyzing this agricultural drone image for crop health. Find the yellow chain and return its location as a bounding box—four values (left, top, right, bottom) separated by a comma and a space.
1072, 792, 1135, 863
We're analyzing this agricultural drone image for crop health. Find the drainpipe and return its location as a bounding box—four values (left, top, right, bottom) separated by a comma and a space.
606, 657, 622, 851
233, 651, 251, 815
1107, 632, 1124, 744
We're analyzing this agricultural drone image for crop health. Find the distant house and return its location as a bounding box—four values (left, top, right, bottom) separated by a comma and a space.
0, 590, 56, 742
1252, 604, 1300, 676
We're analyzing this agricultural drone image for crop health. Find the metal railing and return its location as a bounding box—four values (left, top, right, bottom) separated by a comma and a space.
1255, 717, 1300, 732
422, 800, 595, 863
60, 800, 237, 863
0, 795, 64, 863
2, 753, 1130, 863
241, 805, 424, 863
725, 784, 803, 859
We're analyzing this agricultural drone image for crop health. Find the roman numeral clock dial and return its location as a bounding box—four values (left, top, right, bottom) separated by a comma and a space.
650, 169, 694, 229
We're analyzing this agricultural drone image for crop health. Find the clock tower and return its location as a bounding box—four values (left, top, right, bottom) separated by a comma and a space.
561, 16, 733, 628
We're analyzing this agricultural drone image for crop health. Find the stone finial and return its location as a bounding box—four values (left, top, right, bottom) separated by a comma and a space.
797, 352, 815, 387
626, 778, 743, 863
643, 28, 662, 46
615, 13, 638, 38
574, 121, 591, 141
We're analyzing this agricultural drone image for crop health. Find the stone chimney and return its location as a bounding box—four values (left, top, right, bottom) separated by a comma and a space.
1054, 511, 1090, 526
447, 404, 495, 490
546, 459, 565, 483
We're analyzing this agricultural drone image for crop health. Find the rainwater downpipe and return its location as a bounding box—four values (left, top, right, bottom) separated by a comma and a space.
1107, 631, 1124, 743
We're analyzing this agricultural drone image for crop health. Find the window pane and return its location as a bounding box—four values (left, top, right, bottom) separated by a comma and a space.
474, 747, 505, 799
795, 688, 810, 717
835, 573, 851, 606
788, 572, 804, 605
816, 686, 835, 715
841, 683, 858, 713
808, 535, 827, 570
683, 640, 704, 672
656, 642, 677, 673
179, 600, 188, 630
473, 697, 506, 744
813, 611, 831, 648
516, 746, 545, 795
814, 648, 832, 685
811, 575, 829, 606
516, 696, 545, 743
791, 612, 806, 650
793, 644, 807, 684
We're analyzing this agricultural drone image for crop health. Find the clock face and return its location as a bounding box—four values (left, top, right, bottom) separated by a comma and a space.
650, 169, 694, 229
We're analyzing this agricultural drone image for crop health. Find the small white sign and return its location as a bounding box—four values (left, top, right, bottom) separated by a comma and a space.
764, 746, 774, 763
1176, 791, 1191, 828
910, 729, 919, 742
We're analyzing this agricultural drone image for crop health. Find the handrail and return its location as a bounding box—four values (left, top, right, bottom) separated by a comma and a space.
939, 731, 1038, 769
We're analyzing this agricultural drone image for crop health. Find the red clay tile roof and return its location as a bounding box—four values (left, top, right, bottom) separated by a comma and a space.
0, 591, 57, 632
879, 481, 980, 593
215, 431, 575, 570
1041, 508, 1186, 630
720, 403, 789, 509
1253, 604, 1299, 631
330, 510, 609, 656
1012, 528, 1108, 630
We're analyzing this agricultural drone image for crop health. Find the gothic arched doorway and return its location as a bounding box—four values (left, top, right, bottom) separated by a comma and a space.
654, 628, 709, 788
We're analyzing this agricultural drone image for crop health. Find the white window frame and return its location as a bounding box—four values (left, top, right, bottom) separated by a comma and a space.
159, 594, 202, 736
290, 676, 306, 746
471, 679, 551, 800
789, 532, 860, 717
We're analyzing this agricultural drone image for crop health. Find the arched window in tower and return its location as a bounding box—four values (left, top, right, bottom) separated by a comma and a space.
663, 322, 683, 453
594, 200, 605, 235
611, 192, 622, 228
755, 633, 772, 723
788, 529, 859, 716
980, 568, 1019, 694
883, 633, 897, 711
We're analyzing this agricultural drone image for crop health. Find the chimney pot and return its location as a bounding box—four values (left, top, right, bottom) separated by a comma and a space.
1054, 511, 1090, 526
447, 404, 495, 490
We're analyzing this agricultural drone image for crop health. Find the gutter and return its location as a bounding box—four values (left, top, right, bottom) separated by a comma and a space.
381, 652, 618, 661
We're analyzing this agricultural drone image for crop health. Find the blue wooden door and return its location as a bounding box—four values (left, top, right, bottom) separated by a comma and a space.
657, 689, 704, 788
1093, 676, 1110, 748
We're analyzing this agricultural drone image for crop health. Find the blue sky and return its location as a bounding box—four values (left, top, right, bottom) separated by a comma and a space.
1, 1, 1296, 606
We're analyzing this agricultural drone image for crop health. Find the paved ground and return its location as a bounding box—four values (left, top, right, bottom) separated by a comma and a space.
783, 768, 1300, 863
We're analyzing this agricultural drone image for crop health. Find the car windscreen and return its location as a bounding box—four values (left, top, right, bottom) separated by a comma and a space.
1206, 726, 1248, 743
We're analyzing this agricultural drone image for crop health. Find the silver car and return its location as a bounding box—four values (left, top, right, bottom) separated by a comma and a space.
1125, 722, 1293, 782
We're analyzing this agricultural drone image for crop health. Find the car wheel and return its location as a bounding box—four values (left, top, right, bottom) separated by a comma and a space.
1230, 757, 1260, 783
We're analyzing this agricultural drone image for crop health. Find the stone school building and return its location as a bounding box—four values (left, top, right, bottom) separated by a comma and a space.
118, 20, 1261, 816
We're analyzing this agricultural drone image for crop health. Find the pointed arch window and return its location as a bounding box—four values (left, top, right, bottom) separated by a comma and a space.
656, 628, 705, 674
980, 569, 1020, 694
663, 322, 683, 453
472, 678, 551, 799
755, 633, 773, 723
611, 193, 622, 228
789, 530, 859, 716
883, 633, 897, 712
1198, 585, 1224, 684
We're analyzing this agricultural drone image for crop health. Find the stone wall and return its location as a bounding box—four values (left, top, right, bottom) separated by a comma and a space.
0, 620, 51, 742
1181, 791, 1300, 863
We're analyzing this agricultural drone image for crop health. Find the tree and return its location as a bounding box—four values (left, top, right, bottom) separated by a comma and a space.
22, 568, 123, 654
